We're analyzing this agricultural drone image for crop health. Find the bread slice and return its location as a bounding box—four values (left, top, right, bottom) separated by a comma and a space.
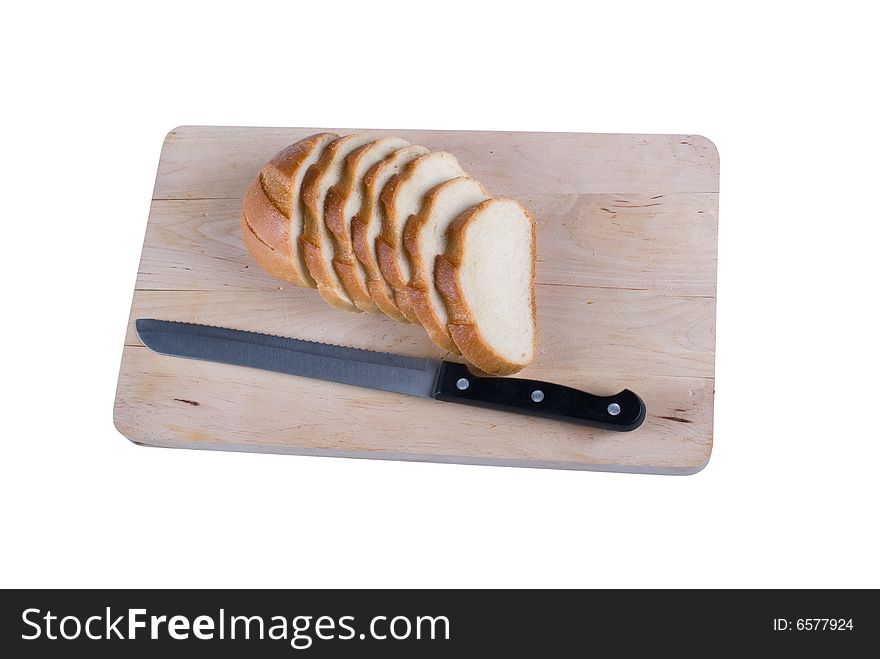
241, 132, 337, 287
324, 137, 409, 313
241, 180, 303, 284
350, 144, 430, 322
300, 133, 376, 311
403, 177, 490, 353
377, 152, 465, 323
435, 198, 537, 375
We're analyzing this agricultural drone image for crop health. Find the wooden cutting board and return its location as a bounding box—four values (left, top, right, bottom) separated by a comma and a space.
114, 126, 718, 474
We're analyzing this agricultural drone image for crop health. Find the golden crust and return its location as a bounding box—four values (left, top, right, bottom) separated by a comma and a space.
241, 132, 338, 289
376, 173, 408, 292
435, 199, 538, 375
294, 235, 352, 311
324, 142, 383, 313
377, 172, 423, 324
261, 132, 336, 219
299, 135, 362, 312
351, 216, 406, 320
350, 147, 429, 323
401, 177, 488, 355
401, 198, 429, 290
241, 209, 302, 285
406, 286, 459, 353
332, 259, 377, 312
240, 176, 312, 287
393, 290, 419, 323
323, 183, 349, 255
365, 279, 409, 323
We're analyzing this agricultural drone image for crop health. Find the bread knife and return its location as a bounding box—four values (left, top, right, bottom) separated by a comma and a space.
135, 319, 646, 431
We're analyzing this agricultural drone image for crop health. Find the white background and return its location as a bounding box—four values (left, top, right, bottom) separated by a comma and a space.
2, 1, 878, 588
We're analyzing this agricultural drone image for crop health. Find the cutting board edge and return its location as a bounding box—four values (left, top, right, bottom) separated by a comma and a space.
162, 124, 720, 144
112, 408, 713, 476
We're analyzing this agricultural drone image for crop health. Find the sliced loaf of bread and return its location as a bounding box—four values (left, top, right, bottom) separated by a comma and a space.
350, 144, 430, 322
377, 151, 465, 324
300, 133, 376, 311
435, 198, 537, 375
241, 132, 337, 287
324, 137, 409, 313
403, 176, 489, 353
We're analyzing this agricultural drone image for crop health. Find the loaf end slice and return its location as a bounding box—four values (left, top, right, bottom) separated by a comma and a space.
404, 177, 490, 353
241, 180, 302, 284
242, 132, 337, 287
435, 198, 537, 375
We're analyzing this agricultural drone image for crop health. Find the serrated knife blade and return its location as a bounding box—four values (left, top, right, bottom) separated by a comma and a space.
135, 318, 441, 397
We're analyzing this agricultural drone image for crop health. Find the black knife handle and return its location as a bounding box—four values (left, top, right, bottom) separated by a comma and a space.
433, 362, 646, 431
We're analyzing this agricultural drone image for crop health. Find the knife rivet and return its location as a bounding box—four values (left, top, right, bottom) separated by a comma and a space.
531, 390, 544, 402
456, 378, 470, 390
607, 403, 621, 416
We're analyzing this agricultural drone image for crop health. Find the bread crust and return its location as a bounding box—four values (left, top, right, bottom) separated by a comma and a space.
241, 206, 301, 285
435, 198, 538, 375
350, 145, 429, 323
324, 138, 408, 314
241, 132, 337, 288
377, 153, 465, 325
325, 172, 378, 313
241, 176, 311, 286
402, 177, 488, 354
377, 172, 425, 324
300, 135, 371, 312
261, 133, 335, 219
352, 209, 408, 321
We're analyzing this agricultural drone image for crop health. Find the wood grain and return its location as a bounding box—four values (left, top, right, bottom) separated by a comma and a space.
115, 126, 719, 474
